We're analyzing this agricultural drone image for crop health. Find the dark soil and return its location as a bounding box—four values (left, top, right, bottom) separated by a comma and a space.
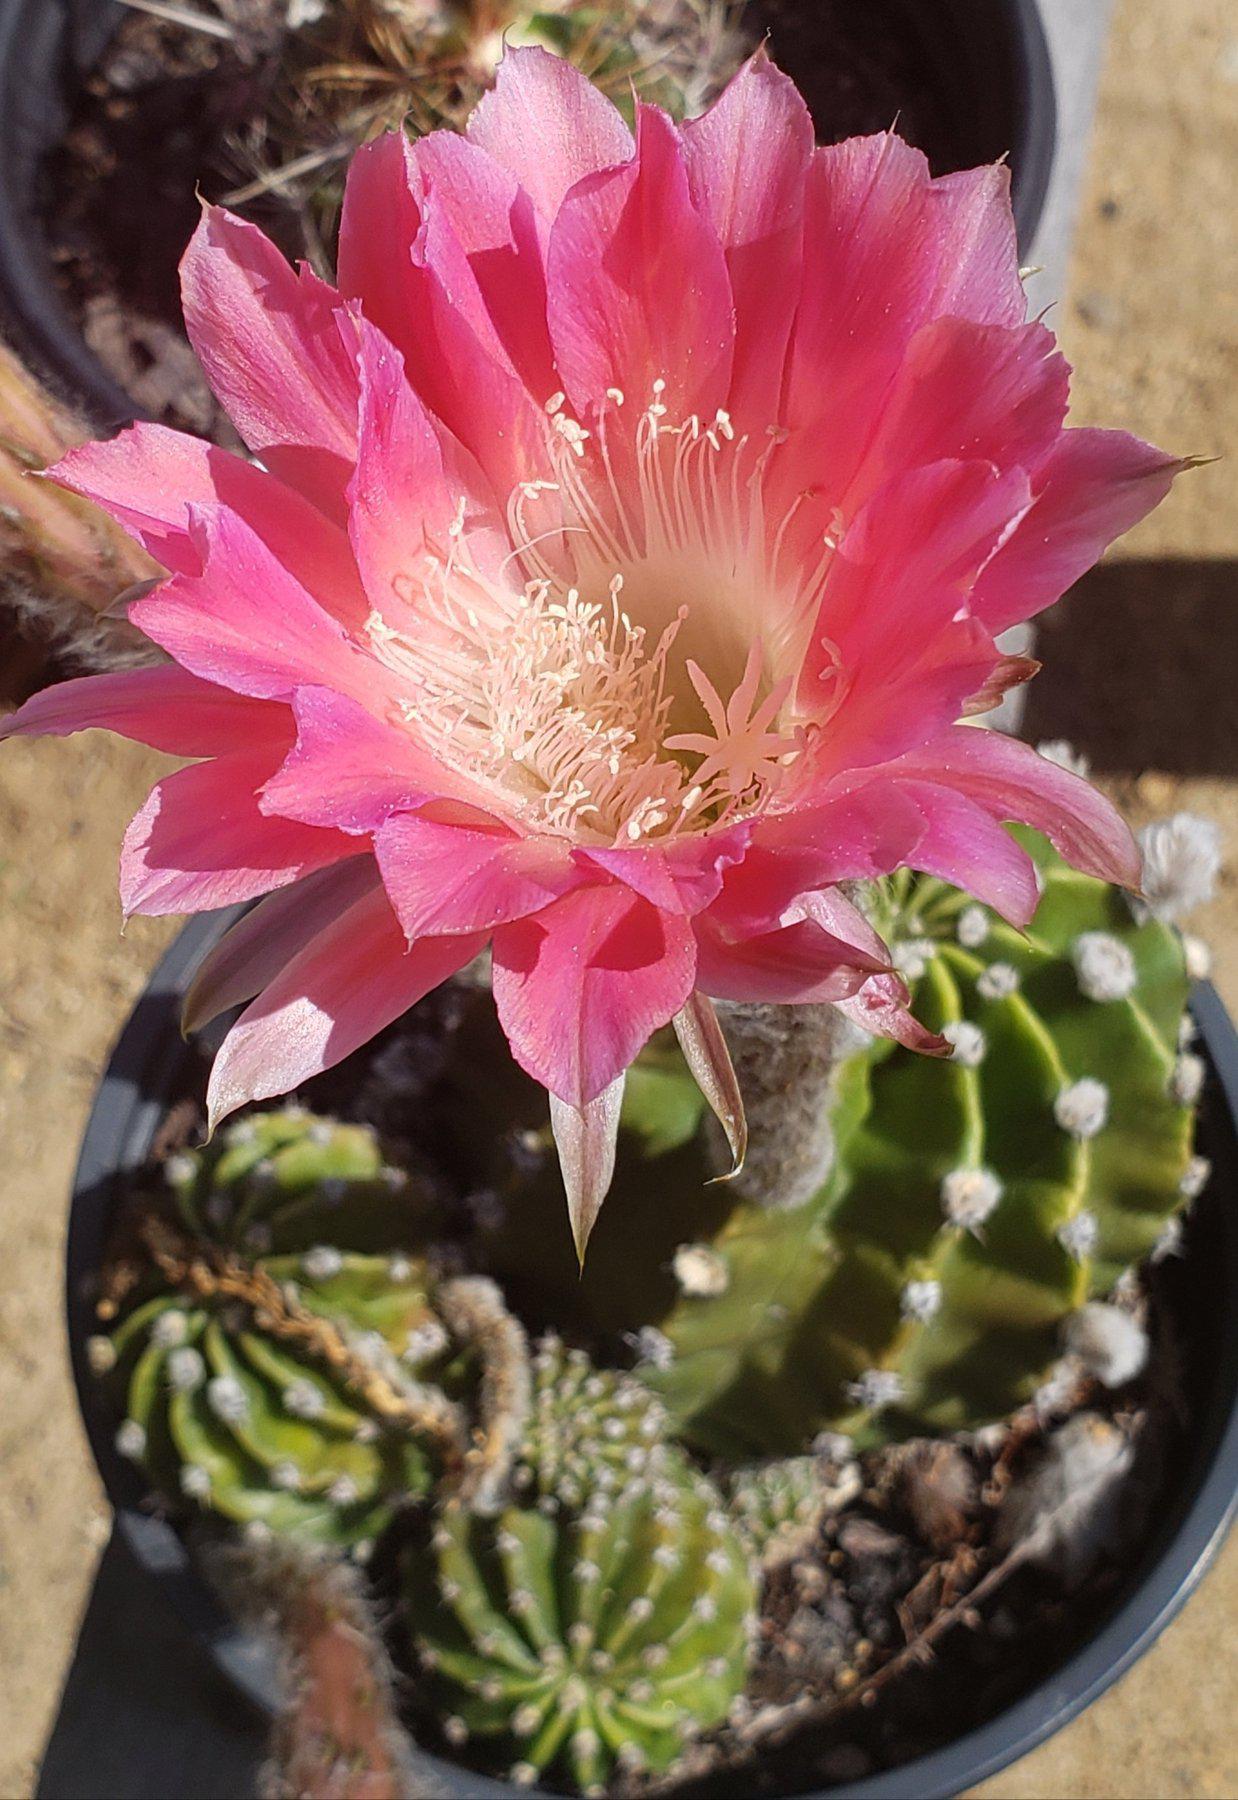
40, 2, 980, 440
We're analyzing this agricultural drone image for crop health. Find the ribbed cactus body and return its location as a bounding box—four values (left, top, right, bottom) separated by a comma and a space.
104, 1109, 459, 1545
444, 837, 1196, 1457
166, 1106, 440, 1254
646, 834, 1195, 1451
406, 1340, 757, 1790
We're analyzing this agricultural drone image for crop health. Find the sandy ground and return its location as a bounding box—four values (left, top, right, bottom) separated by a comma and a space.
0, 0, 1234, 1795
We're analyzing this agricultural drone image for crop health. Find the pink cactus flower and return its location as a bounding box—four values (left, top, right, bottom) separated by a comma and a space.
4, 50, 1179, 1254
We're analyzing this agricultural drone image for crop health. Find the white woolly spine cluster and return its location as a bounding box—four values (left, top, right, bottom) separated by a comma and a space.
941, 1019, 987, 1067
956, 904, 991, 949
845, 1369, 905, 1411
1071, 932, 1137, 1003
1063, 1303, 1148, 1387
671, 1243, 729, 1298
899, 1278, 943, 1323
1135, 812, 1222, 923
1054, 1078, 1110, 1140
977, 961, 1020, 1001
940, 1167, 1004, 1233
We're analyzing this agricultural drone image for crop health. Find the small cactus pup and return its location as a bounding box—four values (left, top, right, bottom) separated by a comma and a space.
99, 1108, 473, 1546
405, 1339, 758, 1792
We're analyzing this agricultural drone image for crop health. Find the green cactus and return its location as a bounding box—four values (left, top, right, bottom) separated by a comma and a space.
438, 834, 1197, 1456
99, 1109, 466, 1546
405, 1340, 757, 1791
164, 1103, 442, 1255
725, 1454, 850, 1569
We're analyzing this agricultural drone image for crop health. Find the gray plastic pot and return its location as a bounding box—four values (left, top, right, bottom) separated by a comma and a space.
0, 0, 1055, 427
66, 910, 1238, 1799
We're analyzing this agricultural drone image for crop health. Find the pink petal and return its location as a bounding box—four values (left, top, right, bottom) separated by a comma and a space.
120, 750, 352, 917
693, 913, 881, 1006
926, 163, 1025, 327
547, 103, 734, 420
549, 1079, 625, 1266
576, 825, 751, 916
492, 884, 696, 1106
52, 425, 369, 628
971, 429, 1184, 633
337, 132, 539, 500
797, 461, 1030, 774
885, 726, 1141, 889
260, 687, 486, 831
681, 51, 814, 413
756, 784, 927, 885
347, 319, 504, 624
776, 136, 1023, 511
833, 973, 949, 1053
206, 888, 483, 1129
0, 664, 288, 757
845, 318, 1069, 515
180, 208, 358, 516
375, 813, 578, 938
893, 777, 1042, 924
414, 130, 556, 397
337, 131, 424, 349
182, 856, 382, 1034
129, 506, 367, 705
467, 46, 633, 231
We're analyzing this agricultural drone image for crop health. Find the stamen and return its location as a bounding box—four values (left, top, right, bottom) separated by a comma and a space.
363, 381, 829, 844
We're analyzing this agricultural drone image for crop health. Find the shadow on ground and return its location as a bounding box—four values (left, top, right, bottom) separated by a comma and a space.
38, 1534, 263, 1800
1023, 558, 1238, 777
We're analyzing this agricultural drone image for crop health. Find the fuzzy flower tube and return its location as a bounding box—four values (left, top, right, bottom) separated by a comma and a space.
3, 50, 1181, 1256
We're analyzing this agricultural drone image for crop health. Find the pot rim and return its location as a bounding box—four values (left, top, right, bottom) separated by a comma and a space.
66, 911, 1238, 1800
0, 0, 1056, 429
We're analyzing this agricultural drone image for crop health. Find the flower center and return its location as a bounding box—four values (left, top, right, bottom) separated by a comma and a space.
366, 383, 829, 844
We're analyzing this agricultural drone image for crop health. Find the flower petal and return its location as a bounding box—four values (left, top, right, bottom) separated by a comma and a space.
180, 207, 358, 516
777, 137, 1023, 513
121, 751, 352, 917
206, 888, 483, 1129
0, 664, 287, 757
181, 856, 382, 1035
467, 46, 633, 231
576, 825, 750, 917
492, 884, 696, 1106
833, 972, 949, 1053
414, 129, 557, 397
884, 726, 1141, 889
681, 51, 814, 413
376, 812, 579, 938
846, 318, 1069, 515
549, 1078, 625, 1266
52, 424, 369, 627
673, 992, 747, 1177
337, 130, 540, 500
347, 318, 505, 623
129, 506, 366, 705
693, 912, 881, 1006
971, 429, 1185, 633
547, 103, 734, 420
893, 777, 1042, 924
260, 686, 487, 831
